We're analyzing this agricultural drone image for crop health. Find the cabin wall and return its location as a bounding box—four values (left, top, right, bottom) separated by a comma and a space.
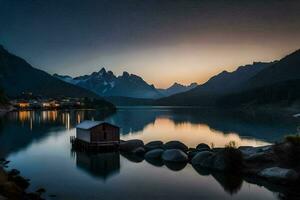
90, 124, 120, 142
76, 129, 91, 142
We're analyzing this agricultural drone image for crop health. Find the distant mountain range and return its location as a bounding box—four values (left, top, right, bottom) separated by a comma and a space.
158, 82, 197, 97
0, 45, 99, 99
156, 49, 300, 107
54, 69, 198, 99
1, 43, 300, 108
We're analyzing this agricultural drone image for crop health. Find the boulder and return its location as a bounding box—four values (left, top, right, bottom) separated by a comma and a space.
212, 152, 227, 171
191, 151, 215, 168
188, 150, 200, 159
132, 147, 146, 156
145, 149, 164, 160
258, 167, 299, 182
10, 175, 30, 189
212, 148, 243, 172
244, 152, 275, 163
192, 148, 243, 172
121, 152, 144, 163
120, 139, 144, 152
146, 158, 164, 167
8, 169, 20, 176
196, 143, 210, 151
164, 161, 187, 171
162, 149, 188, 163
239, 145, 272, 159
1, 182, 23, 200
164, 141, 188, 152
145, 141, 163, 151
36, 188, 46, 194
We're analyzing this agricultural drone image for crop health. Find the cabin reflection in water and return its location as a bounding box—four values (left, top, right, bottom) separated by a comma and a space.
75, 151, 120, 180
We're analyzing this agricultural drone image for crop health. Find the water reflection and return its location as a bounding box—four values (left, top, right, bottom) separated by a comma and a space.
75, 151, 120, 180
2, 108, 299, 200
193, 166, 243, 195
1, 108, 299, 159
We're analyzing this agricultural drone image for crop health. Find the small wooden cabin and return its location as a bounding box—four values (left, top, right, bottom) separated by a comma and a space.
76, 121, 120, 146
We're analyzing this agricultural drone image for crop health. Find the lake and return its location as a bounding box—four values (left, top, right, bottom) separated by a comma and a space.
0, 107, 299, 200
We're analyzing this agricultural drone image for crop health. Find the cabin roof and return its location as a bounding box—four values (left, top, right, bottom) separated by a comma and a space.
76, 120, 119, 130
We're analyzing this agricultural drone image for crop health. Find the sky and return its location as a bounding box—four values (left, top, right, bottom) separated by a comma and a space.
1, 0, 300, 88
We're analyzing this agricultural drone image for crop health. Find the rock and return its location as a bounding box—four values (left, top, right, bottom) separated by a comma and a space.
192, 148, 243, 172
132, 147, 146, 156
212, 148, 243, 172
145, 158, 164, 167
121, 152, 144, 163
164, 141, 188, 152
258, 167, 299, 182
188, 150, 200, 159
191, 151, 215, 168
239, 145, 272, 159
26, 192, 43, 200
1, 181, 23, 200
119, 139, 144, 152
162, 149, 188, 163
0, 167, 8, 183
164, 161, 187, 171
145, 141, 163, 151
145, 149, 164, 160
3, 160, 10, 165
212, 152, 227, 171
196, 143, 210, 151
10, 175, 30, 189
244, 152, 275, 163
36, 188, 46, 193
8, 169, 20, 176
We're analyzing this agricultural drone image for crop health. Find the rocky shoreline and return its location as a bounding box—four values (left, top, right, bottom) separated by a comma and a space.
3, 137, 300, 199
0, 159, 45, 200
119, 138, 300, 188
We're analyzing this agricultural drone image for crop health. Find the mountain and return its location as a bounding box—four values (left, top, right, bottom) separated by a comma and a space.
54, 68, 163, 99
219, 49, 300, 106
245, 49, 300, 89
158, 82, 198, 97
0, 45, 99, 98
155, 61, 274, 106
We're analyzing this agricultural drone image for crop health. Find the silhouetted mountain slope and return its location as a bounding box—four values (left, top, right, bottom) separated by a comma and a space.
0, 45, 98, 98
218, 49, 300, 107
245, 49, 300, 89
219, 78, 300, 107
155, 62, 273, 105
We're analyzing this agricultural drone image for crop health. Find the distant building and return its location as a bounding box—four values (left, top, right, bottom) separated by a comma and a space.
75, 121, 120, 146
17, 102, 30, 109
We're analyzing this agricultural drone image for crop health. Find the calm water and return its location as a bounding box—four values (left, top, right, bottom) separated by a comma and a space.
0, 107, 299, 200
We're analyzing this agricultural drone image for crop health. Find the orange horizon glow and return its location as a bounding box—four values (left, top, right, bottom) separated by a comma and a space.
66, 43, 299, 89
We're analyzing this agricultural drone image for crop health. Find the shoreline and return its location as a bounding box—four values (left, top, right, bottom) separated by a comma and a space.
94, 138, 300, 198
1, 138, 299, 199
0, 160, 45, 200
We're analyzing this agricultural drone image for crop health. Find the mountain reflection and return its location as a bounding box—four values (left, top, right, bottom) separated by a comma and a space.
75, 151, 120, 180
